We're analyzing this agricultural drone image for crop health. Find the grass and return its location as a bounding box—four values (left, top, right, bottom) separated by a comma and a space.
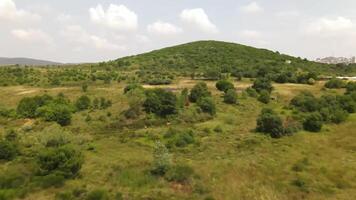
1, 78, 356, 200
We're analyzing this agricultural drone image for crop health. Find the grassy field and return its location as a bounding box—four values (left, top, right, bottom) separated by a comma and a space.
0, 78, 356, 200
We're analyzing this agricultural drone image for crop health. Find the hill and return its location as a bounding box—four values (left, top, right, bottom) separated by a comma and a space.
0, 57, 61, 66
115, 40, 355, 76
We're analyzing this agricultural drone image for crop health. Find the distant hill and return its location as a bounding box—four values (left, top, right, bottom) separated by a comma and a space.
114, 40, 355, 75
0, 57, 62, 66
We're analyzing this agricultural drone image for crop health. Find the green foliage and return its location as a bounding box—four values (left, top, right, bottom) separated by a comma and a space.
189, 82, 211, 103
246, 87, 258, 97
17, 95, 53, 118
75, 95, 91, 111
37, 145, 84, 178
143, 89, 177, 117
197, 97, 216, 115
0, 140, 17, 161
37, 103, 72, 126
256, 108, 284, 138
216, 80, 234, 92
124, 83, 143, 94
346, 82, 356, 94
125, 88, 146, 119
165, 129, 195, 148
325, 78, 345, 89
86, 190, 109, 200
164, 164, 194, 183
291, 91, 319, 112
151, 141, 172, 176
303, 112, 323, 132
258, 90, 270, 104
252, 78, 273, 93
40, 174, 66, 188
82, 84, 88, 92
223, 89, 238, 104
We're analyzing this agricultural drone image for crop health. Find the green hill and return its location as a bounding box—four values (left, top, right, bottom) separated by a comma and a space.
115, 40, 355, 76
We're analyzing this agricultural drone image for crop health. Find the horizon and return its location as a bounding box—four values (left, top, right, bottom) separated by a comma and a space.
1, 0, 356, 63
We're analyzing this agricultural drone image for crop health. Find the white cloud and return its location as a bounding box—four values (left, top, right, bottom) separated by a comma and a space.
61, 25, 125, 51
147, 21, 182, 36
239, 30, 261, 39
241, 2, 263, 14
57, 13, 72, 23
89, 4, 138, 31
11, 29, 53, 45
0, 0, 41, 21
305, 16, 354, 35
275, 11, 300, 18
180, 8, 218, 34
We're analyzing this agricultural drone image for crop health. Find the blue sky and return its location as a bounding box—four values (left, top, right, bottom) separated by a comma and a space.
1, 0, 356, 62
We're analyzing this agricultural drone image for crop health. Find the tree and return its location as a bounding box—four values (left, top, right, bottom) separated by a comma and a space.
303, 112, 323, 132
197, 97, 216, 115
216, 80, 234, 93
256, 108, 284, 138
151, 141, 171, 176
125, 88, 146, 119
37, 145, 84, 178
252, 78, 273, 93
204, 68, 221, 80
143, 89, 177, 117
82, 84, 88, 92
124, 83, 143, 94
223, 89, 238, 104
178, 88, 189, 108
75, 95, 91, 111
346, 82, 356, 94
189, 82, 211, 102
258, 90, 270, 104
0, 140, 17, 161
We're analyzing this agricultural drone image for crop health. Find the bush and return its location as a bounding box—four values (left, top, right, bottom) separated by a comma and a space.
325, 78, 345, 89
124, 83, 143, 94
189, 82, 211, 102
151, 142, 171, 176
303, 112, 323, 132
290, 91, 319, 112
216, 80, 234, 92
166, 130, 195, 148
345, 82, 356, 94
0, 140, 17, 161
256, 108, 284, 138
37, 103, 72, 126
17, 95, 53, 118
246, 87, 258, 97
143, 89, 177, 117
258, 90, 270, 104
40, 174, 66, 188
197, 97, 216, 115
86, 190, 109, 200
75, 95, 91, 111
252, 78, 273, 93
165, 165, 194, 183
223, 89, 238, 104
37, 146, 84, 178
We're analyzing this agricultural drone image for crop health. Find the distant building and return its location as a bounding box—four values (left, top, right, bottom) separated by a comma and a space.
316, 56, 355, 65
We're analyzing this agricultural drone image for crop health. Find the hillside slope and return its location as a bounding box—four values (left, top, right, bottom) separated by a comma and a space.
115, 40, 354, 75
0, 57, 61, 66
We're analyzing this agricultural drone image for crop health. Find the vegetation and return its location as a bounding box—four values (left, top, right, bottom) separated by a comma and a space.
0, 41, 356, 200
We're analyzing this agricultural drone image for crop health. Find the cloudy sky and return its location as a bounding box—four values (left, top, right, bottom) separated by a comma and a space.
1, 0, 356, 63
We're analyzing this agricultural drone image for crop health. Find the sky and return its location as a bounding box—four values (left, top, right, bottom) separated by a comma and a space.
1, 0, 356, 63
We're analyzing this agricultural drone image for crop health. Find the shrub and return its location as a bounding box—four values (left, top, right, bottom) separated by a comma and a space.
166, 130, 195, 148
303, 112, 323, 132
256, 108, 284, 138
151, 141, 172, 176
143, 89, 177, 117
37, 146, 84, 178
124, 83, 143, 94
125, 88, 146, 119
325, 78, 345, 89
197, 97, 216, 115
189, 82, 211, 102
223, 89, 237, 104
37, 103, 72, 126
165, 165, 194, 183
258, 90, 270, 104
75, 95, 91, 111
246, 87, 258, 97
216, 80, 234, 92
345, 82, 356, 94
252, 78, 273, 93
40, 174, 66, 188
17, 95, 53, 118
0, 140, 17, 161
290, 91, 319, 112
86, 190, 109, 200
82, 84, 88, 92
